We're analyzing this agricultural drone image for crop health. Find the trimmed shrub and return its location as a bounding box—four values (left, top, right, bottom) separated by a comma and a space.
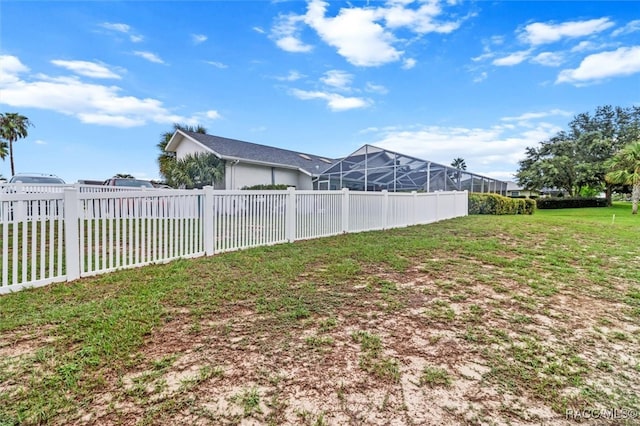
469, 193, 535, 215
536, 197, 607, 209
242, 184, 290, 190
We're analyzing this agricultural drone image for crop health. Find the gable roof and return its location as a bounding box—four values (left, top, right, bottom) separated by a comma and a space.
167, 130, 336, 176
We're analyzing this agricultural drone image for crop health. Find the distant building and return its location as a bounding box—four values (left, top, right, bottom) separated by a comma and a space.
506, 181, 539, 198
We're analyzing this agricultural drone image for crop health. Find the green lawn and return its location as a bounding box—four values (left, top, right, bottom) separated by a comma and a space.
1, 203, 639, 425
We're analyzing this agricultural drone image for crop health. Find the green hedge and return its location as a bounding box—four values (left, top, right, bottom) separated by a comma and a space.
241, 184, 291, 190
469, 193, 536, 215
535, 197, 607, 209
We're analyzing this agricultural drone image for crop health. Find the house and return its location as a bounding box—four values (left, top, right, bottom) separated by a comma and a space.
506, 181, 539, 198
166, 130, 507, 194
165, 130, 336, 190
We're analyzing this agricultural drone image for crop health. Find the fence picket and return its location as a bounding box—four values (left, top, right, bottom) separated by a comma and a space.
0, 187, 467, 294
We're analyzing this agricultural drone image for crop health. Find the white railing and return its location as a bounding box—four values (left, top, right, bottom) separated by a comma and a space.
0, 187, 468, 294
0, 182, 144, 194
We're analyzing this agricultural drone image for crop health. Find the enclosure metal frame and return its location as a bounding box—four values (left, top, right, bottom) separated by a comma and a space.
314, 145, 507, 194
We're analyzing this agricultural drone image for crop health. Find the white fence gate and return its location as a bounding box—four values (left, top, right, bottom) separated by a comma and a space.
0, 186, 468, 294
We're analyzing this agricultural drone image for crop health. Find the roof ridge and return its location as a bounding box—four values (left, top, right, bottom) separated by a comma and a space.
183, 130, 333, 161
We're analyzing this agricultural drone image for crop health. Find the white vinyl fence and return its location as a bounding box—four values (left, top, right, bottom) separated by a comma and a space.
0, 186, 468, 294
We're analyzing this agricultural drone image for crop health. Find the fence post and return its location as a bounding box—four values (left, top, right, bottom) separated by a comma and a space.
464, 190, 469, 216
435, 192, 440, 222
286, 187, 296, 242
203, 186, 215, 256
14, 183, 25, 221
341, 188, 349, 233
63, 188, 80, 281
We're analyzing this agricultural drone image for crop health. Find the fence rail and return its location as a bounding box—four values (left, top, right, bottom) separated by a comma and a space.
0, 187, 468, 294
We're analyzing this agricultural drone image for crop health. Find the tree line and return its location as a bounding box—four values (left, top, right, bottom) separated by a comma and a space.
516, 105, 640, 211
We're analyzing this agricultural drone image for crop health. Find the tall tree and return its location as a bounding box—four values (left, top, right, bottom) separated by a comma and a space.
605, 141, 640, 215
0, 113, 33, 176
114, 173, 135, 178
516, 106, 640, 201
158, 123, 207, 182
516, 134, 579, 196
166, 152, 224, 189
451, 158, 467, 170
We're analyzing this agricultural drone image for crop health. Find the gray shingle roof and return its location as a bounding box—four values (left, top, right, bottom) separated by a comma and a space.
183, 131, 336, 176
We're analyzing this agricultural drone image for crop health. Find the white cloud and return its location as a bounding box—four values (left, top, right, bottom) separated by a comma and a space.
34, 140, 47, 145
192, 34, 208, 44
557, 46, 640, 84
320, 70, 353, 90
519, 18, 614, 45
0, 55, 213, 128
471, 52, 494, 62
502, 109, 572, 123
204, 110, 221, 120
365, 82, 388, 94
253, 26, 266, 34
99, 22, 143, 43
100, 22, 130, 33
276, 70, 304, 81
571, 41, 597, 52
380, 0, 463, 33
492, 50, 530, 66
133, 51, 165, 64
402, 58, 417, 69
272, 13, 313, 53
290, 89, 370, 111
277, 36, 314, 53
473, 72, 487, 83
305, 0, 402, 67
531, 51, 565, 67
0, 55, 29, 84
51, 60, 121, 79
271, 0, 465, 67
612, 20, 640, 37
368, 120, 563, 175
204, 61, 228, 69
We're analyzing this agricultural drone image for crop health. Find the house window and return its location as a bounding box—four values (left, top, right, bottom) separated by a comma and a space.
511, 191, 520, 196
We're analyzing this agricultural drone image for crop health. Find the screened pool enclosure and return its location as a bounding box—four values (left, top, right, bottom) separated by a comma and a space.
314, 145, 507, 194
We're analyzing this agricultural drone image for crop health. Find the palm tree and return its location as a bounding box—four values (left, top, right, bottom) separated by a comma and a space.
158, 123, 207, 181
451, 157, 467, 170
0, 113, 33, 176
114, 173, 135, 178
166, 152, 224, 189
605, 141, 640, 214
0, 141, 7, 160
450, 157, 467, 190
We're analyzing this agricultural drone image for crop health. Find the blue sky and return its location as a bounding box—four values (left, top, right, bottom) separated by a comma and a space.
1, 0, 639, 184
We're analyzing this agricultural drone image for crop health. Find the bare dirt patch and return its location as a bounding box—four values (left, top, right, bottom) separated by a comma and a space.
58, 261, 640, 426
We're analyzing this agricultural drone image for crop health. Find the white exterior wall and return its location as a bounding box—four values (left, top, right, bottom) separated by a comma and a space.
297, 173, 313, 190
175, 138, 208, 158
226, 163, 271, 189
173, 136, 313, 189
225, 162, 312, 189
274, 168, 302, 188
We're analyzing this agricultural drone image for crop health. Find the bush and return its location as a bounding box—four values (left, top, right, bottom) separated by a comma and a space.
469, 193, 535, 215
535, 197, 608, 209
241, 184, 290, 190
